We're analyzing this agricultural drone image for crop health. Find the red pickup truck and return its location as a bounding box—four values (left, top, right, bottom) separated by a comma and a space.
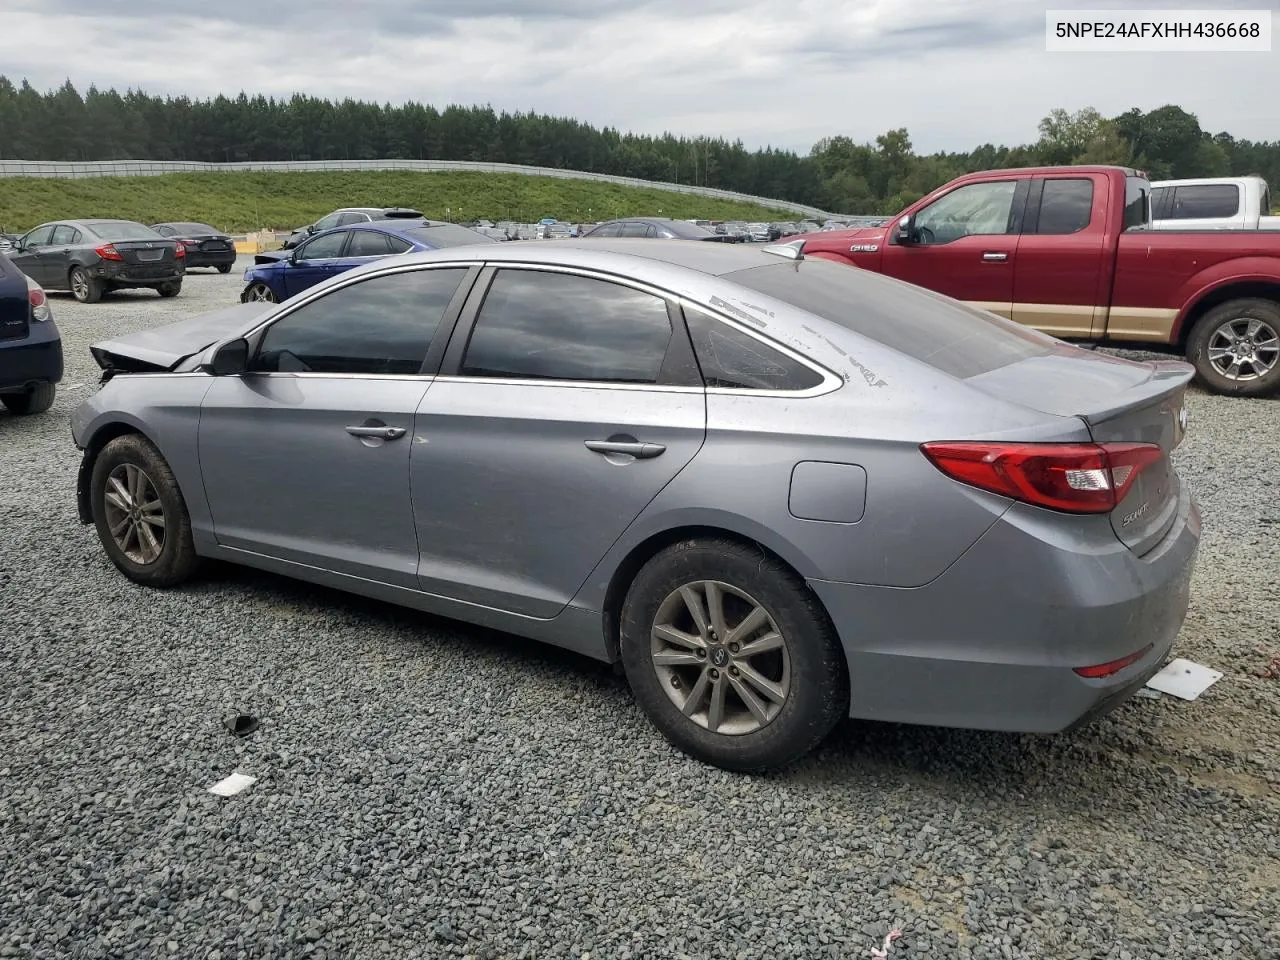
796, 166, 1280, 397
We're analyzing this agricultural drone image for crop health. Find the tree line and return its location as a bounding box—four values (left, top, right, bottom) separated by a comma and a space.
2, 77, 1276, 215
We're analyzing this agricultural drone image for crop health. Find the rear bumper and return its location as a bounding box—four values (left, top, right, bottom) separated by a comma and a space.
184, 249, 237, 268
92, 262, 184, 287
0, 320, 63, 393
809, 485, 1201, 733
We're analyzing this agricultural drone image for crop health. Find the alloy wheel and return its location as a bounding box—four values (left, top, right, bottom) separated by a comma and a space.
247, 284, 276, 302
71, 270, 89, 301
1207, 317, 1280, 382
650, 580, 791, 735
102, 463, 167, 564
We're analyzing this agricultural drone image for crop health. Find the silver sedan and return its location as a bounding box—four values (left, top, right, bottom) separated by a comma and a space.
72, 239, 1200, 771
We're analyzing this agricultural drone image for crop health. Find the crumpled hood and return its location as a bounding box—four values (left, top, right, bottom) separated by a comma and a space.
89, 302, 274, 373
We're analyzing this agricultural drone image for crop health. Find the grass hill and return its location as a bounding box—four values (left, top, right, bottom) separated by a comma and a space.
0, 170, 794, 233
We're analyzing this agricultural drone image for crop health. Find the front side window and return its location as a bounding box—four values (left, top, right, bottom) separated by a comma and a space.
913, 181, 1019, 244
684, 306, 823, 391
588, 223, 622, 238
314, 213, 343, 230
1035, 179, 1094, 234
461, 270, 673, 383
297, 231, 348, 260
255, 268, 467, 375
1171, 184, 1240, 219
338, 212, 371, 225
22, 226, 55, 248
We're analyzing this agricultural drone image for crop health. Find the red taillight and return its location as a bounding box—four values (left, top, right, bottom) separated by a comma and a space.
920, 441, 1163, 514
1074, 644, 1154, 678
27, 285, 46, 308
174, 243, 186, 258
96, 243, 123, 261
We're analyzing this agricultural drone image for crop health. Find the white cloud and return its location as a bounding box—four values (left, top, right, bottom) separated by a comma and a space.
0, 0, 1276, 153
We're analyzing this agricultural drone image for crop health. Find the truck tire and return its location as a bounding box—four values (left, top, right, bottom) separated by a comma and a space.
1186, 298, 1280, 397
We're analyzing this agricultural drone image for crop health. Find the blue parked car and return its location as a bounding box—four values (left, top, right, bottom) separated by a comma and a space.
0, 251, 62, 415
240, 220, 495, 303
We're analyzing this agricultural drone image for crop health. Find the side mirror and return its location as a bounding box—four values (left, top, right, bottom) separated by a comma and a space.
895, 214, 918, 244
306, 224, 319, 235
209, 338, 249, 376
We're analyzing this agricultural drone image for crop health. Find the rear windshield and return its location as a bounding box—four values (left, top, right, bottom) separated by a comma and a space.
1123, 177, 1150, 230
724, 260, 1054, 379
166, 222, 219, 234
401, 224, 496, 248
87, 221, 162, 241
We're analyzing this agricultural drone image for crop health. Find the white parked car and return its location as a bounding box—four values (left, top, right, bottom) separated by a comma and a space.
1150, 176, 1280, 230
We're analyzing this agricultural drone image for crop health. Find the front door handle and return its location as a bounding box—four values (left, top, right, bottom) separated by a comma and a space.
585, 440, 666, 459
982, 251, 1009, 262
346, 424, 407, 440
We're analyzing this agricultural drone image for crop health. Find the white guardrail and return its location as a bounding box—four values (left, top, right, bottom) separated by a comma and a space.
0, 159, 844, 220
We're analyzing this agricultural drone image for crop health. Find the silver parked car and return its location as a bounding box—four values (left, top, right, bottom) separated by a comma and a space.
72, 239, 1200, 771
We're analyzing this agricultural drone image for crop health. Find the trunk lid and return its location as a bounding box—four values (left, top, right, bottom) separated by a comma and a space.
90, 301, 273, 373
111, 239, 180, 266
0, 259, 30, 342
966, 348, 1192, 555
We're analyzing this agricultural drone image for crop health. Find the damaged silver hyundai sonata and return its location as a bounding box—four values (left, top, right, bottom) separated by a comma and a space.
72, 239, 1200, 771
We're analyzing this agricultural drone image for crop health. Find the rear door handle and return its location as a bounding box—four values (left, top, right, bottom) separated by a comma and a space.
585, 440, 666, 459
346, 425, 407, 440
982, 252, 1009, 262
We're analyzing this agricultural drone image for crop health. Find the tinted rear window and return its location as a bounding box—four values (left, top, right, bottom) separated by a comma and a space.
401, 225, 495, 248
88, 221, 161, 241
1123, 177, 1150, 230
166, 222, 218, 234
724, 260, 1054, 379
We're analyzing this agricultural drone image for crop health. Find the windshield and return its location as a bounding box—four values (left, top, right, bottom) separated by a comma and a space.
87, 221, 163, 241
401, 224, 497, 248
725, 259, 1054, 379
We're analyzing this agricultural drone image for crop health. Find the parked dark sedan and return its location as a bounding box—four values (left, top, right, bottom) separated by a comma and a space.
0, 252, 61, 415
8, 220, 184, 303
581, 218, 743, 242
151, 222, 237, 273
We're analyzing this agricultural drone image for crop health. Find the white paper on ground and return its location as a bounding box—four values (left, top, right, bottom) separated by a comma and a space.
208, 772, 257, 797
1145, 658, 1223, 701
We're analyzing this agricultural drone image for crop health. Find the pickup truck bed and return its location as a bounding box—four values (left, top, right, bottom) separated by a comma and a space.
796, 165, 1280, 397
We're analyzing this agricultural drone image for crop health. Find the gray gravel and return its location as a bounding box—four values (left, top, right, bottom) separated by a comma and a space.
2, 262, 1278, 959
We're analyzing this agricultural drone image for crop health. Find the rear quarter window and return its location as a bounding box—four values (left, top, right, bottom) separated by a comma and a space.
724, 260, 1055, 380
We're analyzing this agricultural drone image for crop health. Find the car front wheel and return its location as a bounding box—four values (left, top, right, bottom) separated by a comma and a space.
620, 538, 849, 772
243, 282, 276, 303
90, 434, 200, 587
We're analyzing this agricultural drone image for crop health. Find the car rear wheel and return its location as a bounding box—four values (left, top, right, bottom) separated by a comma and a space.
1186, 298, 1280, 397
156, 281, 182, 298
1, 383, 55, 415
619, 538, 849, 772
70, 267, 102, 304
91, 434, 200, 587
244, 282, 276, 303
216, 264, 232, 274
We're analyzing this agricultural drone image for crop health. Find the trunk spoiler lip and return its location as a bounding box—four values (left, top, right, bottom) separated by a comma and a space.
1077, 360, 1193, 426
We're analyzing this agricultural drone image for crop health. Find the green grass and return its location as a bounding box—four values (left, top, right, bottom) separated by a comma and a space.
0, 170, 792, 234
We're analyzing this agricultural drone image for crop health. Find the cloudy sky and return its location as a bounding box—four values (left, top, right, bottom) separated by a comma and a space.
1, 0, 1276, 153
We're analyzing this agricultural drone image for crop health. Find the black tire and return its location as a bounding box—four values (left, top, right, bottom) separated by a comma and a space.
1, 383, 55, 415
1185, 298, 1280, 397
70, 266, 103, 304
90, 434, 200, 588
620, 538, 849, 772
242, 282, 276, 304
216, 264, 232, 274
156, 281, 182, 298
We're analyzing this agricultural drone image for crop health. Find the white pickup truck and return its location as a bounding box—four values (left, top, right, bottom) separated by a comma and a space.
1150, 176, 1280, 230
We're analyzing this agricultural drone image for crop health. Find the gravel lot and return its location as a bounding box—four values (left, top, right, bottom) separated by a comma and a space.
2, 260, 1278, 959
